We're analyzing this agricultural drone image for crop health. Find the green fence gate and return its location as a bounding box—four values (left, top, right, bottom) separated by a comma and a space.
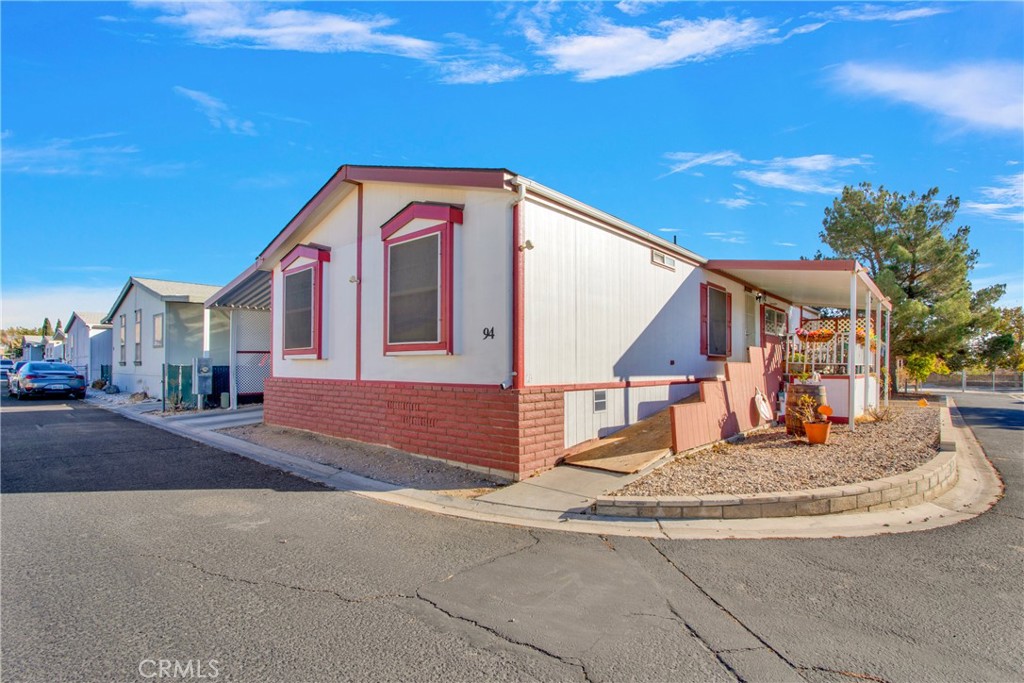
165, 364, 195, 409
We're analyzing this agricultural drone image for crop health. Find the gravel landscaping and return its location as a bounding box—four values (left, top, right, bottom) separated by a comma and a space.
615, 399, 940, 497
220, 424, 501, 498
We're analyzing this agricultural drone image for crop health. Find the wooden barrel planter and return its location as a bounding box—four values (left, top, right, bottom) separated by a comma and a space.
785, 383, 828, 436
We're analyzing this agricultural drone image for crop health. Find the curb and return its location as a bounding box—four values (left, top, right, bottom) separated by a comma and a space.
591, 401, 959, 520
84, 397, 1000, 540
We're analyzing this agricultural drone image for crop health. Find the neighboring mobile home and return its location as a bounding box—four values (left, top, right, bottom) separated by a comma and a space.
63, 312, 113, 383
213, 165, 890, 480
102, 277, 227, 401
20, 335, 45, 361
45, 328, 65, 361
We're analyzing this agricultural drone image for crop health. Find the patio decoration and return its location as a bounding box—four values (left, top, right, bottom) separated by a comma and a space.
856, 327, 878, 351
795, 327, 835, 344
793, 397, 833, 444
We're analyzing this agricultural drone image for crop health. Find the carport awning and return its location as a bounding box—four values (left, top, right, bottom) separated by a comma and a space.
206, 263, 271, 310
703, 259, 892, 311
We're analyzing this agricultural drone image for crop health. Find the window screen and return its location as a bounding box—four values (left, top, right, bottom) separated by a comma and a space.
389, 234, 440, 344
284, 268, 314, 350
708, 287, 728, 356
153, 313, 164, 348
594, 390, 607, 412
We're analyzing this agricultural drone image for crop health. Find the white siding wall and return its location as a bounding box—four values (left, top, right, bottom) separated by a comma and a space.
522, 197, 750, 386
65, 320, 112, 382
273, 182, 512, 385
109, 285, 166, 396
88, 329, 112, 382
563, 383, 700, 448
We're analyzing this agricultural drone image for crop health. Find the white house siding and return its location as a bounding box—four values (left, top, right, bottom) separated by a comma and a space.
522, 197, 753, 385
65, 319, 112, 382
88, 329, 112, 382
272, 182, 512, 386
110, 285, 165, 396
563, 383, 700, 448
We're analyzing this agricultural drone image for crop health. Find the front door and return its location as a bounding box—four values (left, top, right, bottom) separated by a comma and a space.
744, 294, 759, 350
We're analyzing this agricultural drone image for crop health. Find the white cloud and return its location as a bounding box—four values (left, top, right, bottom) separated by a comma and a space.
664, 150, 745, 175
536, 17, 778, 81
173, 86, 256, 136
150, 2, 437, 58
615, 1, 663, 17
962, 173, 1024, 222
704, 230, 747, 244
1007, 160, 1020, 166
718, 198, 753, 209
821, 4, 949, 22
1, 133, 139, 175
835, 62, 1024, 132
436, 34, 527, 84
1, 285, 122, 329
737, 154, 871, 194
774, 241, 798, 247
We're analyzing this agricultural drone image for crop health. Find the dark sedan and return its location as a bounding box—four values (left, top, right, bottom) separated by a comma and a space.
13, 362, 87, 400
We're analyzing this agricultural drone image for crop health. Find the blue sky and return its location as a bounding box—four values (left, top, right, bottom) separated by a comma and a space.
2, 1, 1022, 328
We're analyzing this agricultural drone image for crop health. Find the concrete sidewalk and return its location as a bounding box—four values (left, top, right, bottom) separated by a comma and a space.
86, 397, 1003, 540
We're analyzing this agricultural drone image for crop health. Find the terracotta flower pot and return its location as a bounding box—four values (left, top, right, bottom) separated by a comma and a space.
803, 421, 831, 445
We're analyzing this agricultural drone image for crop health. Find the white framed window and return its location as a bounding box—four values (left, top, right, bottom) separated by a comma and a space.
651, 249, 676, 270
119, 314, 126, 365
764, 307, 787, 337
153, 313, 164, 348
134, 309, 142, 365
594, 390, 607, 412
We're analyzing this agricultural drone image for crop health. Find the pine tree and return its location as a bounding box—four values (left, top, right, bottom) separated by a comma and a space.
41, 318, 53, 336
819, 183, 1005, 388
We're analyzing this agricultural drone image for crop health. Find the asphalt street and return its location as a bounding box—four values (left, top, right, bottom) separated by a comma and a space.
1, 392, 1021, 682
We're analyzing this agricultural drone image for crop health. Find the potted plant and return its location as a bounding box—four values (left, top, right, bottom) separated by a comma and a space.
792, 395, 833, 444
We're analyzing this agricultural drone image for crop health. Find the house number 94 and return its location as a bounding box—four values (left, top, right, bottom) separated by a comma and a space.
483, 327, 495, 340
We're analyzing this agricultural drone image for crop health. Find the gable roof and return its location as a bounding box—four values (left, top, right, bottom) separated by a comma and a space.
254, 164, 705, 271
22, 335, 45, 346
65, 311, 112, 332
102, 277, 222, 324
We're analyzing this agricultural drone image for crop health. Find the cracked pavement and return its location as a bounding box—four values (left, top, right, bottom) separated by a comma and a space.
2, 392, 1021, 682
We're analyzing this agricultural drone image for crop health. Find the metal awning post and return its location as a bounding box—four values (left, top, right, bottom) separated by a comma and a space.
863, 290, 872, 414
884, 309, 891, 406
228, 308, 237, 410
874, 298, 883, 409
848, 274, 857, 431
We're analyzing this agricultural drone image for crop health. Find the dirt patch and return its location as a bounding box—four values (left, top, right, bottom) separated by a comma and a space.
615, 399, 940, 496
220, 424, 502, 498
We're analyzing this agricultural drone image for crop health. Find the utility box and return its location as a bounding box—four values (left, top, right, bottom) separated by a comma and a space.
194, 357, 213, 397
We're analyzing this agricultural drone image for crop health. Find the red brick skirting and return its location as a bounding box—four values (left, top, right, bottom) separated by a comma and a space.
263, 377, 564, 480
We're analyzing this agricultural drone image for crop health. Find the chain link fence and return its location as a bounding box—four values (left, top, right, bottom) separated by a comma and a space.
925, 370, 1024, 392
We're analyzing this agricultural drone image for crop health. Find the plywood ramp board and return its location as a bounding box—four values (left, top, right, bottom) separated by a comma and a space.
563, 392, 701, 474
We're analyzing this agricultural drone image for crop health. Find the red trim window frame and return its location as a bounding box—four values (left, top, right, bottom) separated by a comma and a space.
281, 244, 330, 359
699, 282, 732, 359
380, 203, 463, 355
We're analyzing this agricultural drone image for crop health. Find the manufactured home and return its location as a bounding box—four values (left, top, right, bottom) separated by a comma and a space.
212, 165, 891, 480
63, 312, 113, 383
102, 277, 226, 402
